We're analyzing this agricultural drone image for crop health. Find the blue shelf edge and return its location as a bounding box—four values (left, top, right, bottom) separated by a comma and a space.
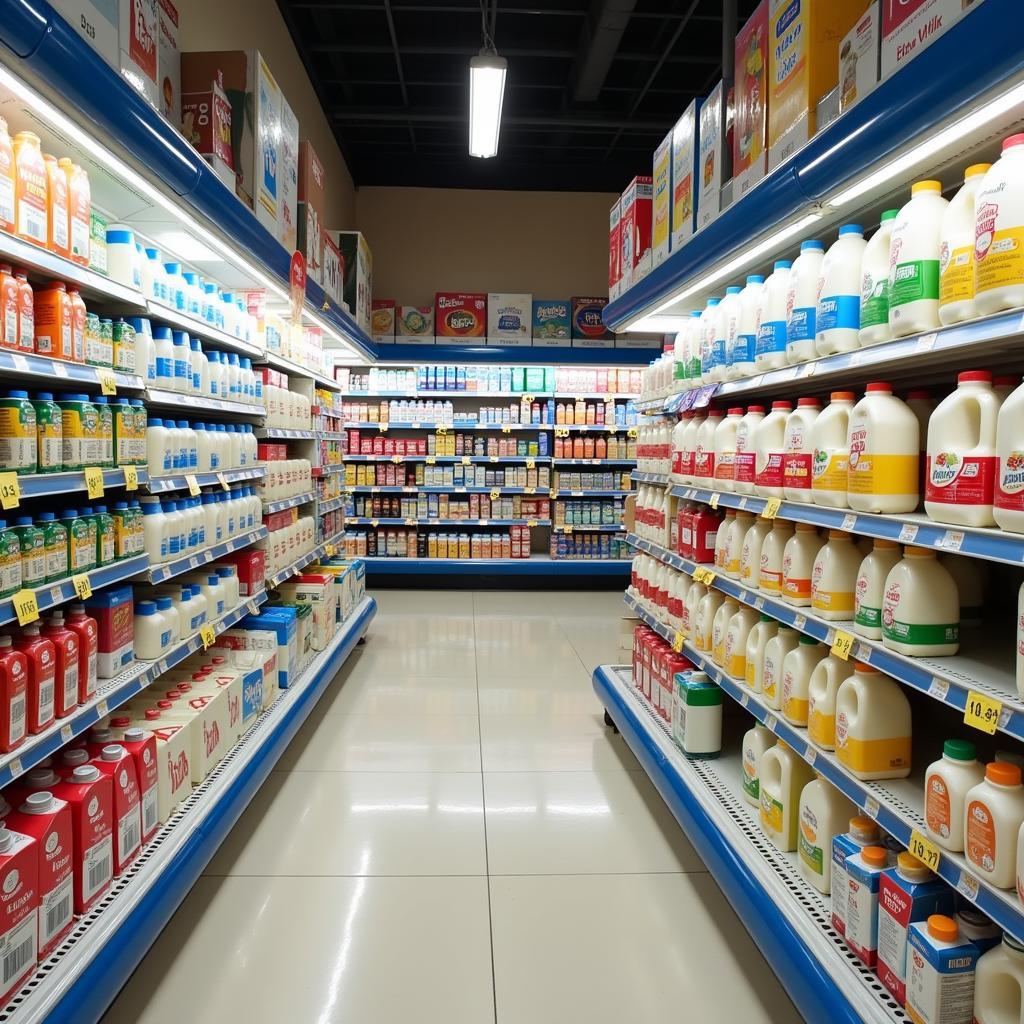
593, 665, 863, 1024
363, 557, 630, 575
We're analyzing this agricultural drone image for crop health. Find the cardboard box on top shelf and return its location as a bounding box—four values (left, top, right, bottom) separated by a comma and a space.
697, 81, 726, 230
322, 231, 343, 307
733, 0, 768, 201
571, 297, 613, 349
651, 131, 673, 268
182, 76, 235, 193
608, 198, 622, 300
297, 142, 326, 285
619, 176, 653, 293
329, 231, 373, 333
157, 0, 180, 124
397, 306, 434, 345
766, 0, 864, 170
435, 293, 486, 344
279, 96, 299, 253
50, 0, 119, 68
181, 50, 283, 234
532, 299, 570, 348
120, 0, 159, 108
839, 2, 880, 114
371, 300, 396, 344
880, 0, 983, 78
670, 98, 702, 250
487, 293, 532, 347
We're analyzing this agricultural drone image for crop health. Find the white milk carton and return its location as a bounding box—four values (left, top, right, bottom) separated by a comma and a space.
905, 916, 978, 1024
487, 294, 532, 347
126, 711, 191, 823
157, 694, 229, 783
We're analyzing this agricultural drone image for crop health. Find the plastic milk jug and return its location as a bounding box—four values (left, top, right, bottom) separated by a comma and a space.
812, 392, 855, 508
717, 286, 742, 379
798, 776, 856, 894
758, 520, 793, 595
738, 516, 771, 589
741, 724, 776, 807
832, 817, 882, 938
731, 274, 764, 378
781, 636, 827, 727
854, 539, 901, 640
881, 548, 960, 657
966, 762, 1024, 889
860, 210, 899, 347
807, 654, 855, 750
973, 933, 1024, 1023
888, 180, 948, 338
812, 530, 861, 621
761, 624, 799, 711
713, 509, 734, 569
786, 240, 825, 362
693, 409, 722, 483
670, 414, 690, 483
743, 614, 777, 693
905, 915, 979, 1024
782, 398, 821, 502
712, 407, 743, 490
677, 411, 703, 484
759, 741, 815, 852
975, 134, 1024, 317
753, 400, 792, 497
926, 370, 1000, 527
847, 383, 920, 513
835, 664, 912, 780
732, 405, 765, 494
711, 597, 739, 667
816, 225, 866, 355
699, 297, 722, 382
725, 510, 753, 579
993, 378, 1024, 533
782, 523, 825, 606
693, 588, 724, 654
755, 260, 791, 371
939, 163, 991, 325
925, 739, 985, 853
724, 605, 759, 681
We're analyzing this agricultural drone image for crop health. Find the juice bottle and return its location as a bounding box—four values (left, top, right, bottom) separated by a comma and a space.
0, 264, 16, 350
34, 283, 73, 361
43, 154, 69, 259
67, 287, 87, 366
32, 392, 62, 473
60, 159, 90, 267
12, 131, 47, 247
13, 516, 45, 588
0, 117, 14, 234
0, 388, 37, 473
14, 270, 33, 353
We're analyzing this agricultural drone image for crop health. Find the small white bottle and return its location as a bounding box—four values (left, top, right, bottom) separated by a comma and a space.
153, 327, 175, 391
816, 225, 866, 356
924, 739, 985, 853
134, 601, 170, 659
888, 180, 948, 338
859, 209, 899, 347
964, 761, 1024, 888
785, 239, 825, 363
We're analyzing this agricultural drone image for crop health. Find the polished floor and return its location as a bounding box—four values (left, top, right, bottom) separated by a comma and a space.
103, 589, 802, 1023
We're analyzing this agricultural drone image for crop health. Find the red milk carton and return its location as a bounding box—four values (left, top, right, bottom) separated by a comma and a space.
434, 293, 487, 342
53, 766, 113, 915
40, 613, 80, 719
0, 828, 37, 1006
65, 605, 99, 704
619, 175, 653, 290
11, 628, 55, 735
90, 746, 141, 876
0, 638, 27, 754
109, 724, 159, 845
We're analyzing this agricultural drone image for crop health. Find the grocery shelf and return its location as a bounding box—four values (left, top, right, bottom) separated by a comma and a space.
553, 458, 637, 466
0, 350, 143, 392
342, 389, 548, 398
136, 526, 268, 585
318, 431, 347, 440
594, 664, 903, 1024
551, 489, 633, 497
265, 532, 345, 588
380, 343, 655, 366
626, 532, 1024, 743
552, 523, 624, 533
254, 428, 316, 440
262, 492, 316, 514
556, 392, 638, 401
362, 555, 631, 575
144, 467, 265, 494
6, 466, 148, 500
317, 495, 346, 514
0, 593, 268, 793
553, 423, 635, 432
343, 420, 551, 432
143, 388, 265, 419
346, 517, 551, 527
345, 485, 548, 495
260, 353, 341, 391
17, 595, 376, 1024
344, 454, 543, 464
144, 302, 264, 360
316, 464, 346, 475
631, 472, 670, 486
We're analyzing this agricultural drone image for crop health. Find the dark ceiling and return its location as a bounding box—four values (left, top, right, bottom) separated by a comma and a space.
278, 0, 759, 192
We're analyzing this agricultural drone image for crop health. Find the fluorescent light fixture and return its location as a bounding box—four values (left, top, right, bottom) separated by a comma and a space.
154, 230, 221, 262
625, 314, 696, 333
469, 54, 507, 158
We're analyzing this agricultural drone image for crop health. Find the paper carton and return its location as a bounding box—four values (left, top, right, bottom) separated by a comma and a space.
733, 1, 769, 199
619, 176, 653, 290
90, 746, 141, 876
671, 99, 702, 249
487, 293, 532, 346
652, 132, 673, 268
608, 199, 622, 300
571, 297, 613, 349
330, 231, 373, 332
278, 96, 299, 253
120, 0, 159, 108
532, 300, 571, 347
697, 82, 725, 230
52, 768, 112, 916
880, 0, 982, 78
435, 293, 487, 343
181, 80, 235, 192
297, 142, 325, 284
840, 3, 881, 113
49, 0, 119, 69
372, 300, 396, 343
0, 830, 36, 1007
157, 0, 180, 124
397, 306, 434, 345
322, 233, 343, 306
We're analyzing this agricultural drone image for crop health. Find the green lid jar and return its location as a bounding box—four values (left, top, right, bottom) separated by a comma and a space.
91, 504, 116, 565
61, 508, 95, 572
112, 319, 136, 373
38, 513, 68, 583
12, 516, 45, 587
32, 392, 62, 473
0, 521, 23, 598
93, 397, 114, 468
0, 390, 38, 474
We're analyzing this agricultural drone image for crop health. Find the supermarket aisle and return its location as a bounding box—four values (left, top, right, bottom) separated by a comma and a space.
104, 590, 800, 1024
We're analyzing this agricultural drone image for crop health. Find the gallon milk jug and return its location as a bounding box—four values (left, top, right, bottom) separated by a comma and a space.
811, 530, 861, 621
938, 163, 991, 325
926, 370, 1000, 527
755, 260, 791, 371
964, 762, 1024, 888
847, 382, 919, 513
731, 275, 764, 378
762, 624, 799, 710
881, 548, 960, 657
993, 377, 1024, 533
888, 180, 948, 338
725, 510, 754, 579
713, 509, 734, 569
835, 664, 912, 780
811, 392, 855, 508
759, 520, 793, 595
860, 209, 899, 347
798, 776, 856, 894
723, 605, 759, 681
693, 588, 724, 654
741, 725, 776, 808
759, 741, 815, 852
743, 614, 777, 693
711, 597, 739, 666
684, 309, 704, 383
782, 523, 825, 606
973, 933, 1024, 1023
924, 738, 985, 853
781, 636, 827, 727
738, 516, 772, 589
732, 405, 765, 494
717, 286, 742, 380
807, 654, 855, 751
786, 240, 826, 363
712, 407, 743, 490
853, 539, 900, 640
693, 409, 722, 483
670, 413, 691, 484
782, 398, 821, 502
678, 410, 704, 485
753, 400, 791, 497
974, 133, 1024, 317
816, 224, 866, 356
699, 297, 723, 383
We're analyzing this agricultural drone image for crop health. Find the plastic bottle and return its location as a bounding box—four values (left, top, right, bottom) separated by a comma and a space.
755, 260, 791, 370
693, 587, 724, 654
926, 370, 1000, 527
994, 378, 1024, 533
711, 597, 740, 666
835, 663, 912, 780
975, 134, 1024, 317
743, 614, 777, 694
762, 624, 799, 710
782, 398, 821, 502
724, 510, 753, 579
0, 118, 13, 236
712, 407, 743, 490
14, 270, 32, 354
758, 521, 793, 595
782, 523, 825, 606
759, 741, 816, 851
12, 131, 46, 246
698, 298, 722, 383
717, 286, 742, 381
888, 180, 948, 338
853, 540, 900, 640
973, 934, 1024, 1022
816, 225, 866, 356
739, 516, 772, 589
723, 605, 759, 681
741, 724, 776, 807
732, 405, 765, 494
692, 408, 722, 483
152, 327, 174, 391
881, 548, 959, 657
798, 776, 857, 894
0, 389, 37, 473
786, 240, 826, 363
731, 275, 763, 378
924, 739, 985, 853
965, 762, 1024, 888
0, 521, 21, 598
807, 654, 855, 751
781, 636, 827, 727
811, 391, 855, 508
712, 509, 734, 570
752, 400, 791, 497
938, 164, 991, 325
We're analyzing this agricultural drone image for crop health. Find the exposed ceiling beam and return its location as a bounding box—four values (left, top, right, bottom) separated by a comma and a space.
331, 109, 673, 132
570, 0, 637, 103
381, 0, 416, 152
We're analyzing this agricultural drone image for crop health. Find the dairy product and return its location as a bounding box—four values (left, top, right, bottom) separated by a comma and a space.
966, 761, 1024, 888
926, 370, 1000, 527
699, 298, 722, 383
724, 511, 753, 579
975, 134, 1024, 317
781, 636, 826, 727
731, 275, 763, 377
847, 383, 919, 513
888, 180, 948, 338
741, 724, 775, 808
717, 286, 742, 381
845, 845, 889, 966
811, 530, 860, 621
758, 520, 793, 596
860, 210, 899, 347
995, 377, 1024, 533
782, 522, 825, 606
53, 764, 112, 914
713, 509, 734, 570
782, 398, 820, 502
711, 597, 739, 666
807, 653, 855, 751
853, 539, 900, 640
743, 614, 776, 694
974, 934, 1024, 1022
693, 587, 724, 655
835, 663, 911, 780
811, 391, 855, 508
723, 606, 759, 683
939, 164, 990, 325
759, 741, 815, 852
881, 548, 959, 657
925, 739, 985, 854
786, 240, 825, 363
675, 672, 722, 758
832, 816, 882, 938
798, 776, 856, 894
753, 400, 791, 497
738, 517, 771, 589
692, 408, 722, 483
755, 260, 791, 370
732, 405, 765, 494
906, 915, 978, 1024
816, 225, 866, 355
761, 624, 798, 711
712, 407, 743, 490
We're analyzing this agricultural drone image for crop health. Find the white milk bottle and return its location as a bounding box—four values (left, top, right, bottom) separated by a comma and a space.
755, 260, 791, 371
713, 509, 734, 570
835, 664, 912, 780
758, 520, 793, 595
753, 400, 792, 497
692, 409, 722, 483
965, 761, 1024, 888
1018, 581, 1024, 697
782, 398, 821, 502
973, 934, 1024, 1022
811, 392, 855, 508
888, 180, 948, 338
759, 741, 815, 852
859, 209, 899, 347
926, 370, 1000, 526
807, 654, 855, 751
741, 725, 776, 807
882, 548, 960, 657
732, 405, 765, 494
724, 605, 759, 681
678, 410, 704, 484
924, 739, 985, 853
718, 286, 742, 380
762, 624, 799, 710
995, 379, 1024, 532
693, 588, 725, 654
975, 133, 1024, 316
853, 539, 900, 640
798, 776, 857, 894
782, 523, 825, 606
683, 310, 704, 383
816, 224, 866, 356
781, 636, 827, 727
712, 407, 743, 491
670, 413, 690, 484
744, 614, 777, 693
731, 274, 763, 378
938, 163, 991, 325
847, 382, 920, 513
699, 297, 722, 382
711, 597, 739, 667
811, 530, 861, 621
739, 516, 772, 589
786, 240, 826, 363
683, 579, 708, 641
725, 510, 754, 579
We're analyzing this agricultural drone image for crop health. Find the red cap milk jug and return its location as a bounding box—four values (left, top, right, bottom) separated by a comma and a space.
40, 613, 79, 719
0, 827, 38, 1006
65, 604, 98, 703
0, 638, 27, 754
90, 745, 140, 875
106, 719, 158, 844
53, 764, 112, 915
11, 627, 55, 734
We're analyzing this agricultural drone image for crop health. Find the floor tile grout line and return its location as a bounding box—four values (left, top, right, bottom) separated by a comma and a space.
199, 869, 710, 879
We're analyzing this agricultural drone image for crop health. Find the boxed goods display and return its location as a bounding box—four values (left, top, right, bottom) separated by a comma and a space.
487, 293, 532, 346
120, 0, 159, 108
157, 0, 181, 124
435, 293, 486, 343
671, 99, 702, 249
298, 142, 326, 285
372, 300, 396, 343
50, 0, 119, 68
608, 198, 622, 300
397, 306, 434, 345
697, 82, 725, 230
619, 176, 652, 292
532, 299, 571, 346
571, 297, 613, 349
651, 133, 672, 268
181, 78, 235, 192
839, 2, 881, 114
330, 231, 373, 332
881, 0, 984, 77
733, 1, 768, 199
322, 233, 342, 306
278, 96, 299, 253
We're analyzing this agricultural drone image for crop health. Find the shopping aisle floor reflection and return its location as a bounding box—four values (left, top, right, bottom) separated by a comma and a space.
103, 590, 801, 1024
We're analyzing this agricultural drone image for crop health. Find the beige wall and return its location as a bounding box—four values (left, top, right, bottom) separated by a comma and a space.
355, 187, 616, 306
175, 0, 357, 228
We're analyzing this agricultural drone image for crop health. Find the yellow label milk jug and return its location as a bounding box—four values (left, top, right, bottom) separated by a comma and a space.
811, 391, 855, 508
847, 382, 919, 513
762, 624, 799, 711
744, 614, 777, 693
798, 775, 857, 894
835, 663, 912, 780
881, 548, 960, 657
992, 376, 1024, 533
781, 636, 827, 727
711, 597, 739, 667
811, 530, 860, 620
725, 510, 754, 579
807, 653, 855, 750
712, 406, 744, 490
938, 163, 990, 325
759, 741, 816, 852
759, 520, 794, 595
782, 523, 825, 606
741, 724, 776, 807
974, 134, 1024, 317
888, 180, 948, 338
724, 605, 759, 680
693, 588, 725, 654
739, 516, 772, 588
853, 539, 900, 640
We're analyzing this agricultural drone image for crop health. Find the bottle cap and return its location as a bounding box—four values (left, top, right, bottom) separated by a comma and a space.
861, 846, 888, 867
897, 852, 932, 882
958, 370, 993, 384
927, 915, 959, 942
987, 762, 1021, 786
911, 180, 942, 194
943, 739, 976, 761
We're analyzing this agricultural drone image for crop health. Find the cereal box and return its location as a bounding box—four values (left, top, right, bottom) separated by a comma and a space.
880, 0, 982, 78
840, 2, 881, 114
435, 293, 487, 343
397, 306, 434, 345
697, 82, 724, 230
619, 176, 653, 292
733, 1, 769, 199
532, 300, 571, 347
181, 80, 235, 193
571, 297, 613, 349
652, 132, 673, 268
671, 99, 702, 250
487, 293, 532, 346
371, 300, 395, 343
608, 199, 622, 300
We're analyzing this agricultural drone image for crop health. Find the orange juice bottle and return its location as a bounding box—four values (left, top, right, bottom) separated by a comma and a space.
12, 132, 47, 247
34, 282, 72, 360
0, 265, 16, 350
596, 436, 607, 459
66, 286, 86, 363
572, 436, 584, 459
43, 155, 69, 258
61, 160, 90, 267
0, 118, 14, 234
14, 270, 32, 353
583, 436, 595, 459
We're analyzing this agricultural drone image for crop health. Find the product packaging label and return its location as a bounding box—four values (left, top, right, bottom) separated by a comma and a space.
926, 453, 996, 505
890, 259, 940, 306
807, 708, 834, 748
787, 306, 816, 342
817, 294, 860, 333
861, 269, 889, 328
756, 452, 785, 489
966, 799, 996, 873
798, 804, 824, 877
782, 452, 812, 491
939, 243, 975, 306
836, 724, 911, 774
812, 451, 849, 493
756, 320, 787, 355
996, 451, 1024, 511
925, 772, 952, 841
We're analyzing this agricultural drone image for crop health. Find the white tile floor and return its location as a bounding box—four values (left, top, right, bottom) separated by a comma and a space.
103, 589, 802, 1024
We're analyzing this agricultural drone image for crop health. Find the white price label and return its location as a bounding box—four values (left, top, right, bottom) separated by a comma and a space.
841, 514, 857, 531
957, 871, 980, 901
916, 332, 937, 352
938, 530, 964, 552
805, 746, 816, 765
864, 796, 880, 820
793, 614, 806, 630
898, 523, 919, 544
928, 677, 950, 700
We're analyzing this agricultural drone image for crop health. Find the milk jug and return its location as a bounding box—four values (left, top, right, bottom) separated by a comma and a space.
881, 548, 959, 657
811, 392, 855, 508
717, 287, 742, 380
758, 520, 793, 595
713, 509, 734, 569
924, 739, 985, 853
755, 260, 791, 371
782, 398, 821, 502
732, 405, 765, 494
692, 408, 722, 482
938, 163, 991, 325
786, 240, 826, 363
699, 297, 723, 382
811, 530, 861, 621
860, 210, 899, 347
926, 370, 1000, 526
684, 579, 708, 642
853, 539, 900, 640
781, 636, 827, 727
684, 310, 704, 382
888, 180, 948, 338
782, 523, 825, 606
816, 225, 866, 355
975, 133, 1024, 317
712, 407, 743, 490
995, 374, 1019, 402
759, 741, 815, 852
693, 588, 724, 654
725, 510, 754, 579
731, 274, 764, 378
807, 654, 855, 750
741, 725, 776, 807
835, 664, 912, 780
753, 400, 791, 497
723, 605, 759, 680
677, 410, 703, 484
762, 624, 799, 710
965, 761, 1024, 888
711, 597, 739, 666
973, 934, 1024, 1024
798, 776, 856, 894
743, 614, 777, 693
846, 383, 920, 513
992, 378, 1024, 533
738, 516, 772, 589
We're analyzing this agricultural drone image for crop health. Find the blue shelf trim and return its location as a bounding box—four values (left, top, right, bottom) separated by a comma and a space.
142, 526, 268, 585
346, 517, 551, 527
144, 467, 265, 494
262, 492, 316, 514
345, 454, 544, 464
363, 557, 630, 575
10, 466, 147, 499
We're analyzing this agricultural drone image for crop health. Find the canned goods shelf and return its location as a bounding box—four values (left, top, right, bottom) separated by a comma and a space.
346, 517, 551, 527
262, 492, 316, 514
0, 350, 144, 392
361, 555, 630, 574
265, 531, 345, 588
4, 467, 148, 500
143, 388, 265, 419
316, 495, 346, 514
137, 526, 268, 585
145, 301, 264, 360
144, 467, 265, 494
253, 428, 316, 440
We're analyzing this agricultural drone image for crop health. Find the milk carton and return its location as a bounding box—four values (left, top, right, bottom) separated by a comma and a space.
157, 694, 228, 783
240, 609, 297, 688
208, 642, 270, 719
652, 132, 673, 268
671, 99, 702, 249
881, 0, 986, 79
0, 829, 37, 1007
127, 711, 191, 823
608, 199, 622, 300
53, 765, 113, 916
191, 671, 244, 747
620, 176, 653, 289
839, 2, 880, 114
905, 916, 978, 1024
697, 82, 725, 230
487, 294, 532, 347
845, 844, 889, 964
276, 575, 334, 651
531, 300, 570, 347
84, 586, 134, 678
104, 721, 159, 845
90, 745, 141, 875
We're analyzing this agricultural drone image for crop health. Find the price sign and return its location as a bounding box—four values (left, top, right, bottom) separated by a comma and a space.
709, 493, 720, 510
98, 369, 117, 395
11, 590, 39, 626
391, 455, 402, 464
325, 544, 336, 557
71, 574, 92, 601
200, 624, 217, 649
370, 518, 379, 527
404, 518, 416, 526
964, 690, 1002, 734
908, 830, 941, 872
217, 473, 230, 491
555, 428, 569, 438
526, 458, 536, 470
761, 498, 782, 520
462, 456, 471, 465
425, 456, 436, 465
524, 486, 535, 494
185, 474, 201, 497
123, 465, 139, 491
489, 455, 498, 463
0, 473, 20, 510
490, 488, 500, 500
501, 425, 511, 434
437, 425, 449, 435
694, 567, 716, 586
84, 467, 104, 500
627, 427, 638, 438
563, 525, 573, 534
522, 394, 534, 404
61, 724, 73, 744
672, 632, 684, 653
378, 422, 388, 432
830, 630, 855, 661
527, 519, 538, 528
411, 422, 421, 430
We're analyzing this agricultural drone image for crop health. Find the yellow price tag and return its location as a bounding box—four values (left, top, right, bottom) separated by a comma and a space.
426, 456, 436, 465
11, 589, 39, 626
437, 425, 449, 435
404, 518, 417, 526
830, 630, 855, 661
694, 567, 717, 586
490, 488, 500, 500
217, 472, 230, 491
122, 465, 139, 491
527, 519, 538, 528
627, 427, 638, 438
501, 425, 511, 434
549, 489, 557, 499
200, 624, 216, 649
325, 544, 336, 557
964, 690, 1003, 734
378, 422, 388, 432
526, 458, 536, 470
71, 573, 92, 601
0, 473, 20, 510
84, 467, 105, 500
672, 632, 684, 653
908, 829, 941, 872
709, 492, 720, 510
462, 456, 471, 466
391, 455, 402, 464
370, 518, 379, 527
97, 369, 117, 395
762, 498, 782, 520
489, 455, 498, 463
524, 487, 536, 495
563, 525, 573, 534
184, 474, 201, 497
555, 427, 569, 438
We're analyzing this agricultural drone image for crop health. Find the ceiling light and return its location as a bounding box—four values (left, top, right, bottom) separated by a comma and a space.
154, 230, 221, 262
469, 54, 507, 159
625, 314, 695, 334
